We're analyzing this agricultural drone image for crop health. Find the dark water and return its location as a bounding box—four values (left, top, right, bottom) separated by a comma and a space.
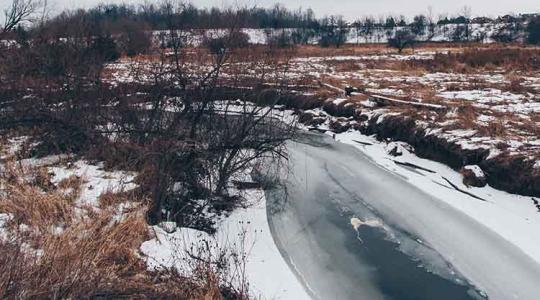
327, 206, 484, 300
267, 183, 486, 300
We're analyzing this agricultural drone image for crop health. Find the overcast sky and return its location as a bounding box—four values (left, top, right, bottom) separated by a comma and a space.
2, 0, 539, 21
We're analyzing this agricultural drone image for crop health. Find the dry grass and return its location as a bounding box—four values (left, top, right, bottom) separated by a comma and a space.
482, 120, 507, 137
0, 161, 250, 299
407, 47, 540, 72
3, 211, 147, 298
332, 60, 364, 72
56, 174, 83, 189
0, 162, 77, 233
506, 75, 538, 94
99, 189, 145, 209
292, 44, 388, 57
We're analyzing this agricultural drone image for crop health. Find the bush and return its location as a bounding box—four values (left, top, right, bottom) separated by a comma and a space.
492, 22, 524, 43
0, 162, 249, 299
91, 35, 120, 62
388, 29, 416, 53
318, 30, 348, 48
204, 31, 250, 54
291, 28, 316, 45
204, 36, 227, 54
318, 17, 349, 48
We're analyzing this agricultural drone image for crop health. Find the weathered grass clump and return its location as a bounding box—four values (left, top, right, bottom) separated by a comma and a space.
0, 162, 78, 234
0, 161, 250, 299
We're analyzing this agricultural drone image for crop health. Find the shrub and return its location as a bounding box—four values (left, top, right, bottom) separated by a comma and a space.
492, 22, 524, 43
228, 31, 251, 48
90, 35, 120, 62
0, 162, 249, 299
0, 163, 77, 232
318, 16, 349, 48
388, 29, 416, 53
204, 31, 250, 54
290, 28, 316, 45
204, 36, 227, 54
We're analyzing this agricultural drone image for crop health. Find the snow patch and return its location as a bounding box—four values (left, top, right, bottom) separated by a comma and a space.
140, 181, 310, 300
49, 161, 137, 206
463, 165, 486, 178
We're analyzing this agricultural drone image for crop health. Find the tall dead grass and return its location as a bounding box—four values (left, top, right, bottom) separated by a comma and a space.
408, 47, 540, 72
0, 162, 78, 234
0, 161, 250, 299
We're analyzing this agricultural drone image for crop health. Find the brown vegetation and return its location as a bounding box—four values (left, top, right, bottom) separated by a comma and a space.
407, 47, 540, 72
0, 0, 296, 229
0, 162, 249, 299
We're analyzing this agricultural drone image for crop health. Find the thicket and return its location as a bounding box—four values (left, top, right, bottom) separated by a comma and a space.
1, 0, 294, 269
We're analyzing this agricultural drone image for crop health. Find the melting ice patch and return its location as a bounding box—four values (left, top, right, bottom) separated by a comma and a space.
350, 217, 384, 243
350, 217, 383, 231
349, 216, 477, 289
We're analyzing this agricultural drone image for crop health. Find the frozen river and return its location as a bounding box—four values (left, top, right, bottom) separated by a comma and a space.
265, 133, 540, 300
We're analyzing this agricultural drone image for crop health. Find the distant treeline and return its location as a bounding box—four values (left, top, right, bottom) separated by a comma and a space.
48, 2, 539, 31
53, 3, 320, 30
3, 1, 539, 49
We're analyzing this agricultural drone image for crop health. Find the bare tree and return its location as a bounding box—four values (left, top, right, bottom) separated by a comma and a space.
383, 16, 396, 38
353, 19, 363, 44
361, 16, 375, 43
426, 6, 437, 40
97, 2, 298, 226
2, 0, 41, 33
492, 20, 524, 43
388, 28, 416, 53
318, 15, 349, 48
459, 5, 472, 42
410, 14, 427, 37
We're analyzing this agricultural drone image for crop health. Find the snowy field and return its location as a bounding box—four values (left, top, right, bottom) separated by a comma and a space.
104, 45, 540, 166
283, 48, 540, 167
141, 186, 311, 299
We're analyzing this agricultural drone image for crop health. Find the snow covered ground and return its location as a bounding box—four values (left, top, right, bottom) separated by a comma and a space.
49, 161, 137, 206
3, 127, 540, 299
286, 106, 540, 267
141, 185, 311, 300
284, 49, 540, 166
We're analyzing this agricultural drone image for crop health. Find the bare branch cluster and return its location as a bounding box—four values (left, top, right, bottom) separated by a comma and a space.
2, 0, 41, 33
